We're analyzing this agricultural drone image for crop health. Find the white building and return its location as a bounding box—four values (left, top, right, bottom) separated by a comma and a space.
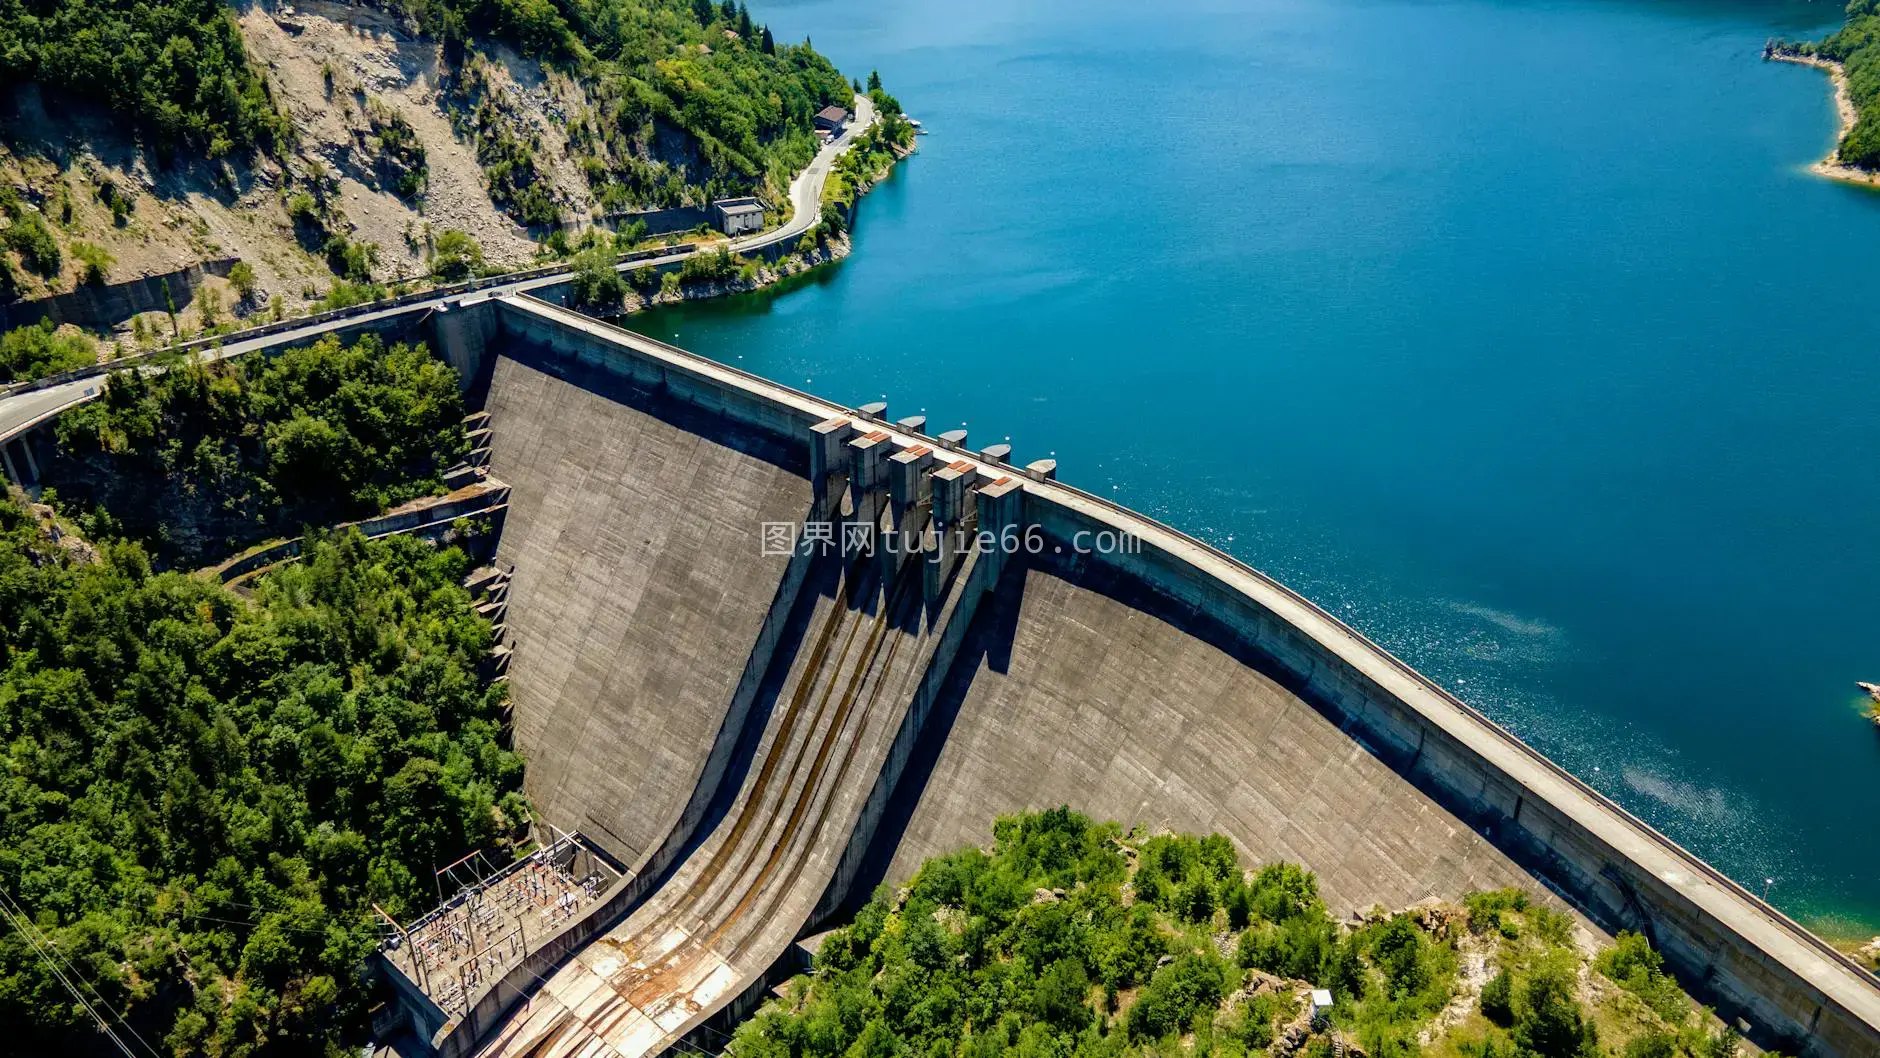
712, 197, 765, 236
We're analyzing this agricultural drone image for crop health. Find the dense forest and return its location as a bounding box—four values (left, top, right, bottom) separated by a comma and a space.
732, 810, 1752, 1058
0, 0, 292, 157
48, 334, 468, 568
1790, 0, 1880, 169
0, 515, 522, 1055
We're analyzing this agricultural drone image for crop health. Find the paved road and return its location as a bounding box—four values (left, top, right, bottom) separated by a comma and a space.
735, 93, 877, 252
0, 95, 878, 442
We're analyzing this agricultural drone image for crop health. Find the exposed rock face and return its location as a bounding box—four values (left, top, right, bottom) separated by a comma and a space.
0, 0, 779, 328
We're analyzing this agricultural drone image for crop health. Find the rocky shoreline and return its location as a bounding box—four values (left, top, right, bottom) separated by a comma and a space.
1768, 50, 1880, 188
599, 132, 913, 318
609, 231, 854, 317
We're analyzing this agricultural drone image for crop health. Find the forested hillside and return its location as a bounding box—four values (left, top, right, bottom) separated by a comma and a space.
1810, 1, 1880, 169
0, 519, 522, 1055
48, 334, 469, 568
0, 0, 291, 157
735, 810, 1752, 1058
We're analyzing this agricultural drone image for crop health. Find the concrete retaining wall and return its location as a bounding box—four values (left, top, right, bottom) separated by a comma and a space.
463, 295, 1880, 1057
208, 485, 508, 582
994, 493, 1880, 1053
0, 258, 239, 331
604, 205, 712, 237
478, 342, 812, 868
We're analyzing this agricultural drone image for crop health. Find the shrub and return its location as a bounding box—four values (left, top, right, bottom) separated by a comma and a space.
321, 279, 385, 310
70, 241, 114, 285
1239, 912, 1335, 982
228, 261, 257, 300
1126, 951, 1233, 1041
1247, 861, 1324, 923
286, 191, 321, 225
1225, 992, 1282, 1050
95, 180, 134, 226
323, 236, 377, 282
1464, 888, 1529, 937
431, 229, 486, 280
1514, 955, 1597, 1058
2, 208, 62, 278
679, 245, 741, 283
1034, 958, 1091, 1032
1594, 932, 1686, 1023
1624, 1033, 1678, 1058
1480, 968, 1514, 1025
0, 320, 95, 382
570, 247, 627, 311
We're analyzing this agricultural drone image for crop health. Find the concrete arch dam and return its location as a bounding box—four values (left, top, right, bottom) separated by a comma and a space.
408, 293, 1880, 1058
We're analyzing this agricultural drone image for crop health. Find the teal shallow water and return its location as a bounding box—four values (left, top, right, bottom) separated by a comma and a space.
633, 0, 1880, 933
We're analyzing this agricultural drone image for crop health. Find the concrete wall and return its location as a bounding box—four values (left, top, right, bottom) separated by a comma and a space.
0, 258, 238, 331
875, 551, 1540, 917
604, 205, 712, 237
479, 343, 812, 868
462, 298, 1872, 1058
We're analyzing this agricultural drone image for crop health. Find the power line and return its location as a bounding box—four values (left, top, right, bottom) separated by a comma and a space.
0, 885, 162, 1058
0, 884, 160, 1058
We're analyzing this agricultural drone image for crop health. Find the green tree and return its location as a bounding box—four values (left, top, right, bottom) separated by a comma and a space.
52, 333, 468, 566
228, 260, 258, 300
431, 228, 487, 280
2, 207, 62, 277
571, 246, 628, 311
1127, 951, 1233, 1041
1513, 956, 1598, 1058
0, 320, 94, 381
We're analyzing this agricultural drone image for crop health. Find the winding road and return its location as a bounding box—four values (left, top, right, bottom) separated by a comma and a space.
0, 95, 878, 442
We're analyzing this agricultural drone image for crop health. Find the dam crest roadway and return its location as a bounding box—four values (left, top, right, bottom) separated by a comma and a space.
1, 290, 1875, 1058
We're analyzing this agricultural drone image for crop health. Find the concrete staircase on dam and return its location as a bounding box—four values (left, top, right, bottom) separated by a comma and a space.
467, 421, 1006, 1058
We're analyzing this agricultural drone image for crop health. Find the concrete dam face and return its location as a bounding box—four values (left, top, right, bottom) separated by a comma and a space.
404, 295, 1880, 1058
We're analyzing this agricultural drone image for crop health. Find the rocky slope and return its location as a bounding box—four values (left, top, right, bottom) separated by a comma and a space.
0, 0, 853, 346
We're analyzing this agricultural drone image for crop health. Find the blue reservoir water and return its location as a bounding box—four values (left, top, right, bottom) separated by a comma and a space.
632, 0, 1880, 933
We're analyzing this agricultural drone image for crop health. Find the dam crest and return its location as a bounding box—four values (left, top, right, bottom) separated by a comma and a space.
5, 289, 1871, 1058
